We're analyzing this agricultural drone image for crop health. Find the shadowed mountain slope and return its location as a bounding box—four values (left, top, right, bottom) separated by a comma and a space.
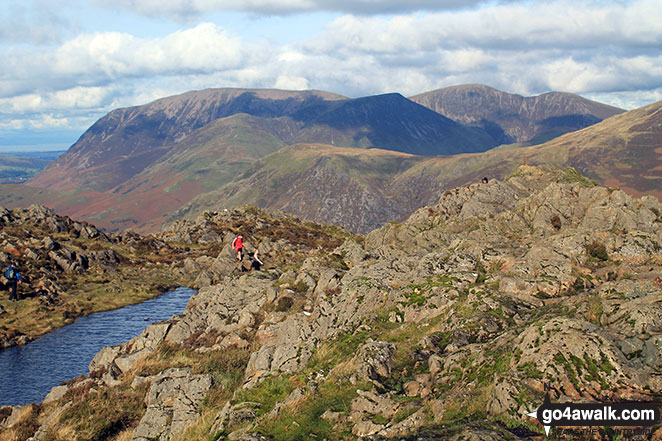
176, 101, 661, 234
410, 84, 624, 144
290, 93, 497, 155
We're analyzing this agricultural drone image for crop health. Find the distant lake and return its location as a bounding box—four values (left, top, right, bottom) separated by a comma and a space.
0, 287, 195, 406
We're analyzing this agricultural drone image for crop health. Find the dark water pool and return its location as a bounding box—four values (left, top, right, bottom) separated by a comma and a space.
0, 287, 195, 406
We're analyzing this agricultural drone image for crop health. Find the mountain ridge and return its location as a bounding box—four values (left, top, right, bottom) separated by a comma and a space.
6, 85, 644, 235
170, 100, 660, 234
410, 84, 624, 144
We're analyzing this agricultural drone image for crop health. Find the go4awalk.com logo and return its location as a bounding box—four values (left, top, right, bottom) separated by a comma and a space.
527, 394, 662, 437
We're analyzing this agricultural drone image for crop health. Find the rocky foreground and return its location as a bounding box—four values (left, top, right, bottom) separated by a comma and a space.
1, 166, 661, 441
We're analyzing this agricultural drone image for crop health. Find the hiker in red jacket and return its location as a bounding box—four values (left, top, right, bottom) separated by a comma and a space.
232, 235, 244, 261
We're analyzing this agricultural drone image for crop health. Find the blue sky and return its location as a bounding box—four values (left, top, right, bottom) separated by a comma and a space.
1, 0, 661, 151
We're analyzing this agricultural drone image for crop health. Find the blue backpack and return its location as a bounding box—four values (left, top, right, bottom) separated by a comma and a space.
4, 266, 16, 280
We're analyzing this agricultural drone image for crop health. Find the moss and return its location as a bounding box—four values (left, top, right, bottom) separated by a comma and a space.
569, 354, 584, 376
553, 352, 581, 390
233, 376, 295, 417
517, 361, 544, 379
326, 252, 349, 271
599, 352, 616, 375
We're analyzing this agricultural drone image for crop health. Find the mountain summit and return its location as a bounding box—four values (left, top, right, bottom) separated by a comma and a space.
411, 84, 624, 144
30, 89, 347, 192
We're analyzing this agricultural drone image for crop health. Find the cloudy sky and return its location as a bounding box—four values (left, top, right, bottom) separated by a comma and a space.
1, 0, 661, 151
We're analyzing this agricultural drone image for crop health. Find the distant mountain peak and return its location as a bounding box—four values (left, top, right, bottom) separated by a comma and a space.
410, 84, 624, 144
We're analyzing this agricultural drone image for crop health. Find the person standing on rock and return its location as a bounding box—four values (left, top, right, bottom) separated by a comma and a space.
4, 263, 21, 302
250, 249, 264, 271
232, 235, 244, 261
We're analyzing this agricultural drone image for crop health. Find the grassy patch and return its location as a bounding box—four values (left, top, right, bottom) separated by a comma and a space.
233, 376, 296, 417
306, 330, 371, 374
56, 383, 148, 441
255, 378, 366, 441
401, 276, 456, 307
517, 361, 543, 379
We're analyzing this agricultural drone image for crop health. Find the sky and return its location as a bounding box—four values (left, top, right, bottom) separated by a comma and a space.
1, 0, 661, 151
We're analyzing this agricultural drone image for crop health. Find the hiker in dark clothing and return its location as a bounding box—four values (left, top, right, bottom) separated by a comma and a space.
251, 249, 264, 271
4, 265, 21, 301
482, 177, 489, 184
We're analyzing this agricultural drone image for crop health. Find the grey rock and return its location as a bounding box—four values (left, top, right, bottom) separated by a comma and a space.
355, 340, 396, 383
32, 402, 72, 441
131, 368, 213, 441
43, 385, 68, 404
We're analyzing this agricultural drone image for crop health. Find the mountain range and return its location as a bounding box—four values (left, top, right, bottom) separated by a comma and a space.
3, 84, 656, 234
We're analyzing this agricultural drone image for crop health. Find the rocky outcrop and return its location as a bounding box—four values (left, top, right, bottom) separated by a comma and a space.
131, 368, 212, 441
6, 166, 661, 441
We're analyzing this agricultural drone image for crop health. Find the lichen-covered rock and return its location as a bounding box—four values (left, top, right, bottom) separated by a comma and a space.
355, 340, 396, 384
131, 368, 212, 441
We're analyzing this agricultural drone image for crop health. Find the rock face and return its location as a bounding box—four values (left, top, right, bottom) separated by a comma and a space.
131, 369, 212, 441
6, 166, 661, 441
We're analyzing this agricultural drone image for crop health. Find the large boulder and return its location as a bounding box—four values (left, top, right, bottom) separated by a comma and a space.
131, 368, 213, 441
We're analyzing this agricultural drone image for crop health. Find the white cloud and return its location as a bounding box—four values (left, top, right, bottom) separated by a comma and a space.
0, 87, 111, 113
0, 119, 28, 130
0, 1, 72, 44
30, 114, 71, 129
293, 0, 662, 99
274, 75, 310, 90
96, 0, 493, 19
310, 0, 662, 55
2, 0, 661, 134
51, 23, 248, 78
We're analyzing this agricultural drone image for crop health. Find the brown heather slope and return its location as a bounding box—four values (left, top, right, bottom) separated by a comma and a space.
411, 84, 624, 144
168, 144, 430, 234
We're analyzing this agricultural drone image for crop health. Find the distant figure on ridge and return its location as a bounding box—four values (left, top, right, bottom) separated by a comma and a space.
4, 263, 21, 302
232, 235, 244, 261
482, 177, 489, 184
